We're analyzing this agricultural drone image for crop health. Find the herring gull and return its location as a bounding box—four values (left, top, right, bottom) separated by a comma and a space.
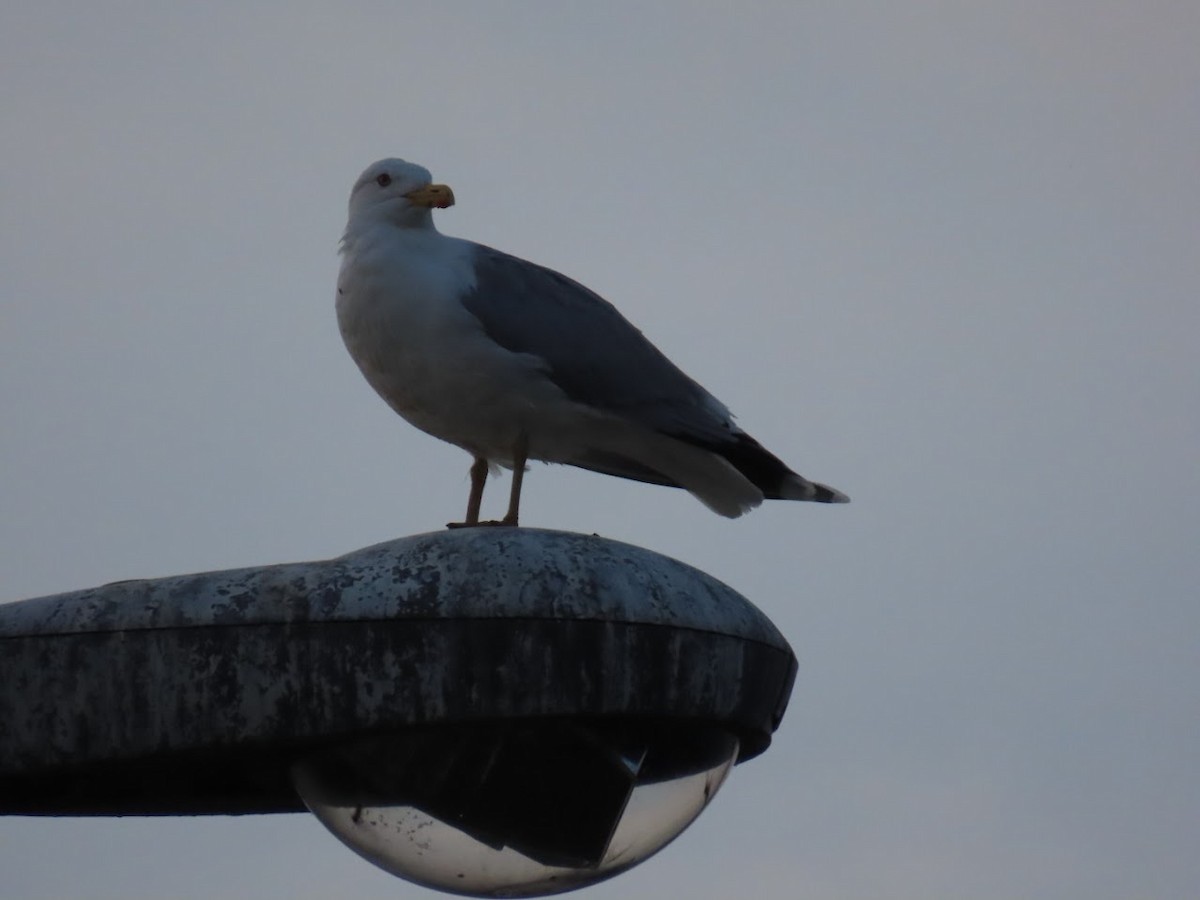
336, 158, 848, 526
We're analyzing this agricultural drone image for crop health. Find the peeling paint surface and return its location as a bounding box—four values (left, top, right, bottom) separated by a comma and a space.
0, 529, 787, 640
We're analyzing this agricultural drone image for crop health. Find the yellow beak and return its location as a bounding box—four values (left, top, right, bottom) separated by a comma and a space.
403, 183, 456, 209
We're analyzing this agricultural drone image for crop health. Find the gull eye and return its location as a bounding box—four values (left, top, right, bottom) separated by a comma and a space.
375, 173, 392, 187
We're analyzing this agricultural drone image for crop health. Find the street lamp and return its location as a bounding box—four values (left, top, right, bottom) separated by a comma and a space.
1, 528, 796, 897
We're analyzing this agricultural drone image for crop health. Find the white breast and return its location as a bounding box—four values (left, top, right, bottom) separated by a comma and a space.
336, 229, 573, 462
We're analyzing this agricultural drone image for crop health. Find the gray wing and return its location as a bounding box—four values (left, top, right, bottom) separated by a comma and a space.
461, 244, 736, 444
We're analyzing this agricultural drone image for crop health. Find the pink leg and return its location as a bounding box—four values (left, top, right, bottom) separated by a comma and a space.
447, 456, 489, 529
501, 433, 529, 526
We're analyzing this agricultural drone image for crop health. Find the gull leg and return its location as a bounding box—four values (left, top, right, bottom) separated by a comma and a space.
501, 433, 529, 526
465, 456, 489, 524
448, 456, 489, 529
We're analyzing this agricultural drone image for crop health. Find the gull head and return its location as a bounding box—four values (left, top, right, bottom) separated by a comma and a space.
347, 158, 455, 230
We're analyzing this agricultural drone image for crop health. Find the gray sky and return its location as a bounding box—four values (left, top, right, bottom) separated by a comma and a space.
2, 3, 1197, 898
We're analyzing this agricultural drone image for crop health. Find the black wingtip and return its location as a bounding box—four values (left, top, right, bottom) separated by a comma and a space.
678, 431, 848, 505
811, 482, 850, 504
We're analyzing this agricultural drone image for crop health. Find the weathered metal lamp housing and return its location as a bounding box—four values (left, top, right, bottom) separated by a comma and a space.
0, 529, 796, 897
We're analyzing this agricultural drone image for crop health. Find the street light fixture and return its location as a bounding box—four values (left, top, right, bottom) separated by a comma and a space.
1, 529, 797, 897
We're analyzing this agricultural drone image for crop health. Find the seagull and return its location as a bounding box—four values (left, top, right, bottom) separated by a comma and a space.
336, 158, 848, 527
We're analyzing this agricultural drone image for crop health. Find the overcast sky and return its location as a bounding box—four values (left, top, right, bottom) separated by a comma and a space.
2, 3, 1198, 898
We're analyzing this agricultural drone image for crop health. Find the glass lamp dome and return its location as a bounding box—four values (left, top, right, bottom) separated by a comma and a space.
293, 720, 739, 897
